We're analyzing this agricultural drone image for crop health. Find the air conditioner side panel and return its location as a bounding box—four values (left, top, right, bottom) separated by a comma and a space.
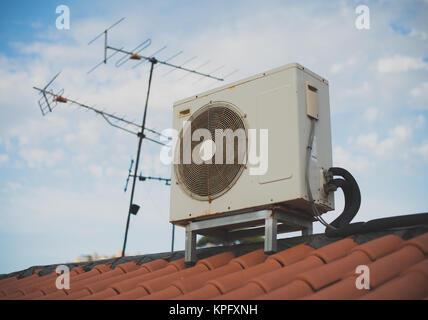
296, 68, 334, 210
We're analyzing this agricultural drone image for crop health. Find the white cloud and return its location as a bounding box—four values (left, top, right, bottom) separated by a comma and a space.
357, 132, 378, 149
377, 55, 428, 73
344, 81, 371, 96
0, 154, 8, 164
6, 116, 70, 148
53, 169, 72, 179
333, 146, 370, 174
30, 21, 42, 29
1, 182, 23, 193
330, 57, 357, 74
88, 165, 104, 179
19, 148, 64, 168
410, 82, 428, 98
409, 29, 428, 41
105, 166, 122, 178
356, 125, 412, 157
416, 115, 425, 127
66, 120, 101, 149
413, 141, 428, 161
364, 108, 379, 122
7, 182, 23, 192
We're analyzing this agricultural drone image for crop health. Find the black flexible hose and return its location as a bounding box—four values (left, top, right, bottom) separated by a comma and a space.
324, 167, 361, 237
324, 167, 428, 237
326, 213, 428, 237
327, 167, 361, 229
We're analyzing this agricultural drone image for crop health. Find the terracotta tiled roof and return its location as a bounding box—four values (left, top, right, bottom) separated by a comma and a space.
1, 227, 427, 300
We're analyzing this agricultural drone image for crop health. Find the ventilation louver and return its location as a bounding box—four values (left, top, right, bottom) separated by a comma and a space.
174, 102, 247, 201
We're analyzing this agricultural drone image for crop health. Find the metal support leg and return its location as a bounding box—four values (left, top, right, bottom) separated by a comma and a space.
185, 225, 196, 266
183, 208, 313, 265
302, 223, 313, 236
275, 210, 313, 237
264, 214, 277, 254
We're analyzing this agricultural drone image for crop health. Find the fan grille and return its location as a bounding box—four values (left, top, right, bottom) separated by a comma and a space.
175, 102, 247, 201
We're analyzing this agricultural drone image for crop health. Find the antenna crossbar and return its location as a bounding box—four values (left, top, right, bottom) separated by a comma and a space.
33, 85, 169, 144
105, 44, 224, 81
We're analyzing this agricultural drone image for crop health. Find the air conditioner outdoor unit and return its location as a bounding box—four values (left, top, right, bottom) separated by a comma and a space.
169, 63, 335, 263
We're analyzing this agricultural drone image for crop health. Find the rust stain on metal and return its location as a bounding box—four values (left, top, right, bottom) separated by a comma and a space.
55, 96, 67, 103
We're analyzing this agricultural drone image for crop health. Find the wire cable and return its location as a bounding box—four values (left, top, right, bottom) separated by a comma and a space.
305, 118, 337, 229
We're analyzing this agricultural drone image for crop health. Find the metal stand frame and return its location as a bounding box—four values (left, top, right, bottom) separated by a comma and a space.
184, 208, 313, 265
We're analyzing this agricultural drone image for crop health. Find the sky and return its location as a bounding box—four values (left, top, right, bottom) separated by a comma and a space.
0, 0, 427, 274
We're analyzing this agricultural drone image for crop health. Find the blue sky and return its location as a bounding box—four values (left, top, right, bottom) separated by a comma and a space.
0, 0, 427, 274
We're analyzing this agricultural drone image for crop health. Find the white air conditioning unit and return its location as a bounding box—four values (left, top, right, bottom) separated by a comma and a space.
170, 63, 334, 227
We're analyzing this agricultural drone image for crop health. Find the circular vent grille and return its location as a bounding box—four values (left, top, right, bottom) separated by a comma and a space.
174, 102, 247, 201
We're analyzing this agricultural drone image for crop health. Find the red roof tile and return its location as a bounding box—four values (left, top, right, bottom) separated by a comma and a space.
140, 263, 209, 295
403, 258, 428, 277
108, 286, 149, 300
309, 238, 357, 263
360, 271, 428, 300
206, 259, 281, 297
221, 255, 323, 299
351, 234, 403, 260
267, 243, 314, 266
162, 263, 242, 299
303, 276, 366, 300
1, 229, 427, 300
256, 279, 314, 300
140, 285, 183, 300
365, 245, 424, 288
176, 283, 221, 300
72, 259, 173, 300
297, 250, 371, 291
93, 259, 177, 299
403, 233, 428, 254
229, 249, 267, 268
198, 252, 235, 270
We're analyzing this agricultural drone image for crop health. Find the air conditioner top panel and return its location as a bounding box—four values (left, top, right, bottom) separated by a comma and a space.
173, 62, 329, 107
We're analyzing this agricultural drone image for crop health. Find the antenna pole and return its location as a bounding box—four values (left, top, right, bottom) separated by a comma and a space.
104, 30, 107, 64
121, 58, 157, 257
171, 224, 175, 252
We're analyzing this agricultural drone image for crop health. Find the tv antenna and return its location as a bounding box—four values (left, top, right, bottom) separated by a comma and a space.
85, 17, 232, 256
86, 17, 224, 81
124, 160, 171, 193
33, 73, 168, 146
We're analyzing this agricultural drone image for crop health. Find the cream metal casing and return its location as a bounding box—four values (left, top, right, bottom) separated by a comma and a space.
170, 63, 334, 225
